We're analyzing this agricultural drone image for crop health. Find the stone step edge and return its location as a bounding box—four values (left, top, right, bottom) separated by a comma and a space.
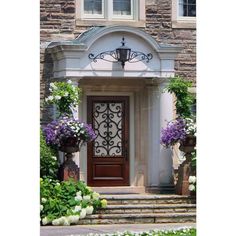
83, 212, 196, 219
97, 204, 196, 209
101, 194, 196, 200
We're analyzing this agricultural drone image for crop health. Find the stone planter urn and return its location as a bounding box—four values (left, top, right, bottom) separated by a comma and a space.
176, 135, 196, 195
58, 137, 84, 182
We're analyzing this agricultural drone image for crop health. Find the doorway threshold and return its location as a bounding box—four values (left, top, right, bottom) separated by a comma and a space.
91, 186, 145, 194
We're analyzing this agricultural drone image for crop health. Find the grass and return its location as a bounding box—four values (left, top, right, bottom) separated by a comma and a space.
85, 228, 196, 236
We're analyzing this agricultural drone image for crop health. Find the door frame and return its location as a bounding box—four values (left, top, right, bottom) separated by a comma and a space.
79, 91, 135, 186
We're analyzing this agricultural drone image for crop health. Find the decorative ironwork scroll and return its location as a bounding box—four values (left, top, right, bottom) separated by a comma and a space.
93, 102, 123, 157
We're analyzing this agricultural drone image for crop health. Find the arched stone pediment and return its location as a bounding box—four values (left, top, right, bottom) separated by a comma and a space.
48, 26, 183, 79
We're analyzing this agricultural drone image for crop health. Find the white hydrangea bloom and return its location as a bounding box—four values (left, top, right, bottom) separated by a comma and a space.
51, 156, 57, 160
92, 192, 100, 200
75, 195, 82, 201
48, 96, 53, 101
41, 198, 47, 203
72, 205, 82, 213
86, 206, 94, 215
83, 195, 91, 201
55, 95, 61, 100
63, 218, 70, 226
67, 80, 72, 84
189, 184, 195, 191
52, 219, 60, 226
67, 215, 79, 224
40, 205, 43, 211
188, 175, 197, 183
42, 217, 49, 225
79, 208, 87, 219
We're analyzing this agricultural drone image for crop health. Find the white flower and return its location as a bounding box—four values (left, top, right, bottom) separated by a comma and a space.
40, 205, 43, 211
92, 192, 100, 200
189, 184, 195, 191
64, 92, 69, 97
52, 219, 60, 226
101, 199, 107, 208
86, 206, 94, 215
72, 205, 82, 213
51, 156, 57, 160
63, 218, 70, 226
50, 83, 57, 89
75, 195, 82, 201
55, 95, 61, 100
67, 80, 72, 84
79, 208, 86, 219
48, 96, 53, 101
188, 176, 197, 184
56, 182, 60, 186
67, 215, 80, 224
83, 195, 91, 201
42, 217, 49, 225
41, 198, 47, 203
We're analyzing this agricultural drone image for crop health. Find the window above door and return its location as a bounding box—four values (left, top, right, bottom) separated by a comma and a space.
172, 0, 196, 28
76, 0, 145, 27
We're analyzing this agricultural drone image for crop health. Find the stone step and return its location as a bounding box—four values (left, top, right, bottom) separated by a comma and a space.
78, 212, 196, 225
96, 203, 196, 214
92, 186, 145, 194
101, 194, 196, 205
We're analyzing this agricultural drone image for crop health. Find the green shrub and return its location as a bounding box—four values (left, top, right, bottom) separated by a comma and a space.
40, 178, 107, 225
40, 129, 59, 179
164, 76, 195, 118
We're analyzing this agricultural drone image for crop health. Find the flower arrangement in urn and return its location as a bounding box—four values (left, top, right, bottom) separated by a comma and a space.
43, 116, 96, 151
43, 80, 96, 181
160, 76, 196, 196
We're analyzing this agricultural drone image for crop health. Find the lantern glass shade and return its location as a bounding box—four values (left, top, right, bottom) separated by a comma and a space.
116, 47, 131, 63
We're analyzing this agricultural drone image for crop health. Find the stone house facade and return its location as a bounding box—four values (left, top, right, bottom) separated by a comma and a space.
40, 0, 196, 192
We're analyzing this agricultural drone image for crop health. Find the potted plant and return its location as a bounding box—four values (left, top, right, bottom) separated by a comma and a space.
45, 80, 82, 116
43, 80, 96, 181
160, 76, 196, 195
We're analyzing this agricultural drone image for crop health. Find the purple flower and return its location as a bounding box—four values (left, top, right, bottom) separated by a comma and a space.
160, 118, 187, 148
42, 116, 96, 149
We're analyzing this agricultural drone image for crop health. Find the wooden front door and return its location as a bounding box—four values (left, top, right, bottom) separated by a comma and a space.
87, 96, 129, 186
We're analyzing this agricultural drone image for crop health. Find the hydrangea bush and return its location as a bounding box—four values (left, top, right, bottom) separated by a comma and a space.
43, 116, 96, 149
40, 178, 107, 226
45, 80, 82, 115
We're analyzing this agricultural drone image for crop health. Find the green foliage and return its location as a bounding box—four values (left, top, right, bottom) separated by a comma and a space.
165, 76, 194, 118
40, 178, 105, 225
40, 129, 59, 179
45, 80, 82, 116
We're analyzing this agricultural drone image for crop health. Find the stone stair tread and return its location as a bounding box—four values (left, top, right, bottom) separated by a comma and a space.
84, 212, 196, 219
101, 194, 195, 200
100, 204, 196, 209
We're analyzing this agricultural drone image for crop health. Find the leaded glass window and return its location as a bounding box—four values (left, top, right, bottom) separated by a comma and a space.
113, 0, 132, 17
179, 0, 196, 17
84, 0, 103, 15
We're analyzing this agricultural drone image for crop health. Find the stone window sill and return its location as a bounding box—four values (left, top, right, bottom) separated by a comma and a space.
75, 19, 145, 28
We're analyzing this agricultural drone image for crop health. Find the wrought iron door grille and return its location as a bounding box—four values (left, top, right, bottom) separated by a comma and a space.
93, 102, 123, 157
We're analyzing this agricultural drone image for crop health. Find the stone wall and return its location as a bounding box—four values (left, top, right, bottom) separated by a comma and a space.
40, 0, 196, 123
